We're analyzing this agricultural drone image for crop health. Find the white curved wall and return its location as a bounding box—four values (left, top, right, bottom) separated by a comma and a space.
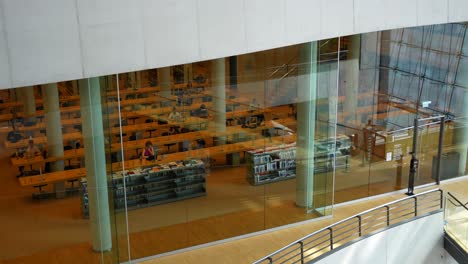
0, 0, 468, 89
314, 213, 447, 264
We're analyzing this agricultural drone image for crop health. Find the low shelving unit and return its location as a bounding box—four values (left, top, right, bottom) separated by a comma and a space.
80, 159, 206, 217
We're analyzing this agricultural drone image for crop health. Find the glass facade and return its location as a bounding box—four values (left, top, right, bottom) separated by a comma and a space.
0, 22, 467, 263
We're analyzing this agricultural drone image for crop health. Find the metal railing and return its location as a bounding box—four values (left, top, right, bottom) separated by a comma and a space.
254, 189, 443, 264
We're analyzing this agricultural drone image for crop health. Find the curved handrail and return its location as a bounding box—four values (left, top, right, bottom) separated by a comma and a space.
447, 192, 468, 210
253, 189, 443, 264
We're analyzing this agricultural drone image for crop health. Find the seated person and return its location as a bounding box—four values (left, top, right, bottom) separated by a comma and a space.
168, 106, 182, 121
192, 104, 209, 118
25, 138, 41, 158
249, 98, 260, 111
141, 141, 157, 161
196, 139, 206, 149
17, 139, 41, 177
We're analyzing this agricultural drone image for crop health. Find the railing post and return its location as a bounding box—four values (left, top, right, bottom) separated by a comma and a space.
439, 190, 443, 209
298, 241, 304, 264
385, 205, 390, 226
414, 196, 418, 216
357, 215, 362, 237
328, 227, 333, 250
267, 256, 273, 264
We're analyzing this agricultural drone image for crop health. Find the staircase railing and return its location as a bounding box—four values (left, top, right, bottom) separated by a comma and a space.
254, 189, 443, 264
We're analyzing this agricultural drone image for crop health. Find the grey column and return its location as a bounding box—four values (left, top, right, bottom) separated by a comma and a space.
159, 67, 171, 98
79, 77, 112, 252
212, 58, 226, 134
20, 86, 37, 125
343, 35, 360, 123
229, 56, 238, 90
296, 42, 318, 208
136, 71, 142, 89
184, 63, 193, 84
72, 80, 79, 95
42, 84, 65, 198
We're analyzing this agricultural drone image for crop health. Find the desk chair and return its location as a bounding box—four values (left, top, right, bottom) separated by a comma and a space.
248, 116, 258, 129
226, 118, 235, 126
32, 184, 48, 199
164, 143, 176, 153
128, 116, 139, 124
170, 125, 180, 134
146, 128, 157, 138
67, 179, 79, 194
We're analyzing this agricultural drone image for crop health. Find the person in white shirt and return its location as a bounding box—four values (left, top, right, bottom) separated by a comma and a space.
168, 106, 182, 121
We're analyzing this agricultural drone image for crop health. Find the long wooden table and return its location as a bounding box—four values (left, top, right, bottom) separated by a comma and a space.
18, 168, 86, 187
4, 132, 82, 149
16, 132, 296, 187
10, 118, 297, 168
111, 134, 296, 171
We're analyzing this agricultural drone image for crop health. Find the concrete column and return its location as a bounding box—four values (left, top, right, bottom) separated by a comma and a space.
343, 35, 360, 123
79, 77, 112, 252
20, 86, 36, 125
229, 56, 238, 90
296, 42, 317, 208
128, 72, 136, 89
72, 80, 79, 95
42, 84, 65, 198
184, 63, 193, 84
159, 67, 171, 98
212, 58, 226, 134
136, 71, 142, 89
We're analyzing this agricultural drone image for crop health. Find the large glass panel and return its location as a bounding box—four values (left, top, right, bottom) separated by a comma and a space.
99, 40, 338, 260
0, 82, 121, 263
445, 192, 468, 251
336, 23, 468, 204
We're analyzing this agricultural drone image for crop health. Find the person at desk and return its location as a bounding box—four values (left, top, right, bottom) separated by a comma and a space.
192, 104, 209, 118
17, 138, 41, 177
168, 106, 182, 121
141, 141, 157, 161
249, 98, 260, 110
25, 138, 41, 158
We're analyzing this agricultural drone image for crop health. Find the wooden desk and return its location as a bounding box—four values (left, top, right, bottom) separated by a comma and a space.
11, 155, 45, 168
104, 83, 208, 98
111, 134, 296, 171
0, 95, 81, 110
4, 132, 82, 149
18, 168, 86, 187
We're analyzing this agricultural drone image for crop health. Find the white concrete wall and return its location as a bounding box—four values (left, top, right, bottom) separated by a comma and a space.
0, 0, 468, 89
314, 212, 448, 264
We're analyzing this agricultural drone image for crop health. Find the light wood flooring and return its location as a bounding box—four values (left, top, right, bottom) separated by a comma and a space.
139, 177, 468, 264
0, 141, 466, 264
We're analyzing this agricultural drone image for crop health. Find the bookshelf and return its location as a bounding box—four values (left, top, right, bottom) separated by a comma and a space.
246, 143, 297, 185
80, 159, 206, 217
245, 135, 351, 185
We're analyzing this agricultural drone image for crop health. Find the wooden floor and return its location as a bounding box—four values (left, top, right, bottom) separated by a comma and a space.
0, 139, 466, 264
139, 177, 468, 264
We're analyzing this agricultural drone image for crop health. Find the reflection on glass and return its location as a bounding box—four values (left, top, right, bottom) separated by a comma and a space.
1, 21, 468, 264
445, 193, 468, 251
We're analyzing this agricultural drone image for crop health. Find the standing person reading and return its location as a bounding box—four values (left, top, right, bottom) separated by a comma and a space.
141, 141, 157, 161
